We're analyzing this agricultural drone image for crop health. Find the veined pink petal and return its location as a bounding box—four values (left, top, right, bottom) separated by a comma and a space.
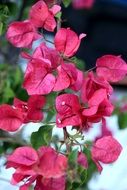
0, 104, 23, 132
7, 147, 39, 166
6, 20, 41, 48
29, 0, 49, 28
54, 28, 86, 57
23, 59, 55, 95
96, 55, 127, 82
50, 5, 61, 15
44, 13, 56, 31
91, 136, 122, 171
38, 147, 68, 178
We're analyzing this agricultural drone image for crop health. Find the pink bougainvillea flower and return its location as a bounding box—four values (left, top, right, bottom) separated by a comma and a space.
33, 43, 61, 69
72, 0, 94, 9
21, 42, 61, 69
14, 95, 46, 123
0, 95, 45, 132
38, 146, 68, 178
0, 104, 24, 132
6, 20, 41, 48
54, 28, 86, 57
81, 71, 113, 103
7, 147, 39, 168
78, 152, 88, 169
91, 136, 122, 172
55, 94, 82, 127
82, 89, 114, 122
53, 62, 83, 91
23, 58, 55, 95
29, 0, 61, 31
96, 55, 127, 82
6, 146, 67, 190
71, 69, 84, 91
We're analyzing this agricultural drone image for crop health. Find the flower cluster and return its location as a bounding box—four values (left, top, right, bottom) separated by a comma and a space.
1, 0, 127, 189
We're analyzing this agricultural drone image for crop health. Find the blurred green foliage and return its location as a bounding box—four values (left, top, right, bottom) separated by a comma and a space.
0, 64, 28, 104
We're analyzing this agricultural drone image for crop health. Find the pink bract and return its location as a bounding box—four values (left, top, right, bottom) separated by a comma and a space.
55, 94, 82, 127
96, 55, 127, 82
7, 146, 67, 190
81, 71, 113, 103
23, 58, 55, 95
0, 104, 23, 132
91, 136, 122, 172
54, 28, 86, 57
6, 20, 41, 48
29, 0, 61, 31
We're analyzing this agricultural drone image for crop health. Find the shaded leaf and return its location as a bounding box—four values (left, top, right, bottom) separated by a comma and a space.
62, 0, 72, 7
31, 125, 53, 149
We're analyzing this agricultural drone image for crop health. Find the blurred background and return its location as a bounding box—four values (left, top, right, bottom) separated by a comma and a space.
0, 0, 127, 190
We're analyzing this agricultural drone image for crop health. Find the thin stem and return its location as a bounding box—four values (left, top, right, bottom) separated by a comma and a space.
63, 128, 70, 153
85, 66, 96, 73
0, 137, 27, 146
56, 0, 62, 31
43, 36, 54, 45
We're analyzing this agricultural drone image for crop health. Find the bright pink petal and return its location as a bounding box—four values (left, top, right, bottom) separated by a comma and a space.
7, 147, 39, 167
56, 113, 82, 128
96, 55, 127, 82
55, 94, 81, 114
0, 105, 23, 132
50, 5, 61, 15
38, 147, 68, 178
82, 105, 98, 116
53, 65, 70, 91
54, 28, 86, 57
71, 69, 84, 91
23, 59, 55, 95
6, 20, 41, 48
33, 42, 60, 69
29, 0, 49, 28
81, 71, 113, 103
91, 136, 122, 164
44, 13, 56, 31
26, 95, 46, 122
88, 89, 107, 106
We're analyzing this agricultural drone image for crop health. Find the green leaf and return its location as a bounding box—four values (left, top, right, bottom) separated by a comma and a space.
13, 67, 23, 86
31, 125, 53, 149
68, 148, 78, 169
44, 92, 57, 122
118, 112, 127, 129
55, 11, 62, 20
0, 22, 3, 35
70, 56, 85, 70
62, 0, 72, 7
3, 82, 15, 102
78, 166, 87, 185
